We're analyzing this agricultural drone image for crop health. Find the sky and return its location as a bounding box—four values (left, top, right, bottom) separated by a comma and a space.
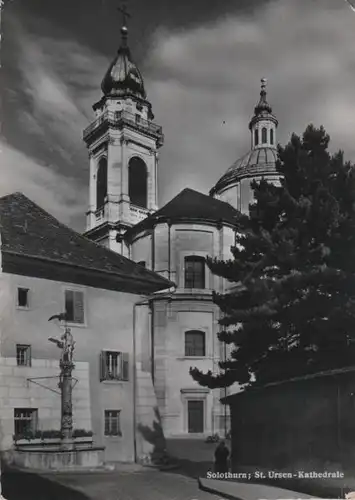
1, 0, 355, 231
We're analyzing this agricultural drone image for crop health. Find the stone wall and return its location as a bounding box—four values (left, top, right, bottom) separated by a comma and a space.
0, 357, 91, 450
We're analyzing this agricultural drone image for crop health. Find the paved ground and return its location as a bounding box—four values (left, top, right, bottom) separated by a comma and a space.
165, 437, 216, 479
39, 469, 222, 500
166, 437, 216, 463
200, 478, 318, 500
3, 438, 351, 500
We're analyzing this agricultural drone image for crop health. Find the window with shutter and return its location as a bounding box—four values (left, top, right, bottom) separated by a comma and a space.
100, 351, 129, 382
65, 290, 85, 324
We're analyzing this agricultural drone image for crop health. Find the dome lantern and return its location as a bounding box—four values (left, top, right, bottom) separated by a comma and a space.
248, 78, 278, 149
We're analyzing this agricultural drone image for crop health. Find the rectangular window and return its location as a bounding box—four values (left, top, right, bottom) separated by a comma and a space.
100, 351, 129, 381
16, 344, 31, 366
184, 256, 205, 289
104, 410, 121, 436
65, 290, 85, 324
185, 331, 206, 357
14, 408, 38, 437
17, 288, 29, 308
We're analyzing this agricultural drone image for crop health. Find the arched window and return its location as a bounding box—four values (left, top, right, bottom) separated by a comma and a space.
184, 256, 205, 289
261, 127, 267, 144
128, 157, 147, 208
270, 128, 274, 145
96, 157, 107, 210
254, 129, 259, 146
185, 330, 206, 357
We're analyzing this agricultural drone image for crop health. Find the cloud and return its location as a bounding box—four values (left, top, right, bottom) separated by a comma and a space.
12, 17, 107, 160
0, 140, 86, 228
3, 0, 355, 228
2, 13, 109, 228
145, 0, 355, 205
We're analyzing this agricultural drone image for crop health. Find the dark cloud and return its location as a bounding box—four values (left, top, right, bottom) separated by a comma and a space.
1, 0, 355, 230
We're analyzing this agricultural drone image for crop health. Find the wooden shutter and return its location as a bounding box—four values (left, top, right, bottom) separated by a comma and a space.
73, 291, 84, 323
65, 290, 74, 321
121, 353, 129, 381
100, 351, 107, 382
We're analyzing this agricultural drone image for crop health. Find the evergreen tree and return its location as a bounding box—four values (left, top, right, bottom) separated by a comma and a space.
190, 125, 355, 388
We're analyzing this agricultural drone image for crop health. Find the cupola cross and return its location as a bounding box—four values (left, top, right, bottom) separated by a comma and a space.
117, 3, 131, 28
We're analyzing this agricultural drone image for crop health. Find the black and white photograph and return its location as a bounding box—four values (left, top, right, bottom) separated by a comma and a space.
1, 0, 355, 498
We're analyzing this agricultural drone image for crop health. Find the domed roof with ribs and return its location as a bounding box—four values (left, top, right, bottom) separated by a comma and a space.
210, 146, 278, 195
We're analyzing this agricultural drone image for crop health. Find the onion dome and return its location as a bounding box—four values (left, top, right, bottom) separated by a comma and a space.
101, 25, 146, 99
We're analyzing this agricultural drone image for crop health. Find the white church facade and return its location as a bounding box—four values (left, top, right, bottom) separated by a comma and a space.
0, 18, 280, 464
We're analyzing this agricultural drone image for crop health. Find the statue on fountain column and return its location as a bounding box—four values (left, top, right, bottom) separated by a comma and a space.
48, 326, 76, 364
48, 314, 76, 445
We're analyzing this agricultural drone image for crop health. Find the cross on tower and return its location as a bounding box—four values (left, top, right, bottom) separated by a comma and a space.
117, 2, 131, 28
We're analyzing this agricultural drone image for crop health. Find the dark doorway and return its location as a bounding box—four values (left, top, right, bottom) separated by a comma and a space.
188, 400, 204, 433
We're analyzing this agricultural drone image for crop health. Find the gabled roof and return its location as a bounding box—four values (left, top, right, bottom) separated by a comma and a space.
125, 188, 240, 239
0, 192, 173, 294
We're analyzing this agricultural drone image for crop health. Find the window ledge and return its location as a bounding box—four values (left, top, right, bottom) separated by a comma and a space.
66, 322, 87, 329
100, 380, 127, 384
176, 288, 213, 295
176, 356, 210, 361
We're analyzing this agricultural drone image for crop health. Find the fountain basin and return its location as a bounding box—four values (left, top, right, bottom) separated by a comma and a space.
4, 442, 104, 470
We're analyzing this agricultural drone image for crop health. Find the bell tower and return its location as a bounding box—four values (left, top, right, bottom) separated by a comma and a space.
83, 6, 163, 255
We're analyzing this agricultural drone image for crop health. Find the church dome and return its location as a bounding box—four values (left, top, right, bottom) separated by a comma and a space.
210, 146, 278, 195
101, 26, 146, 99
210, 79, 279, 204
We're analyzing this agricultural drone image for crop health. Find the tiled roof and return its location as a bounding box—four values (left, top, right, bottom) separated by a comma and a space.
0, 192, 172, 293
210, 147, 278, 195
125, 188, 240, 239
